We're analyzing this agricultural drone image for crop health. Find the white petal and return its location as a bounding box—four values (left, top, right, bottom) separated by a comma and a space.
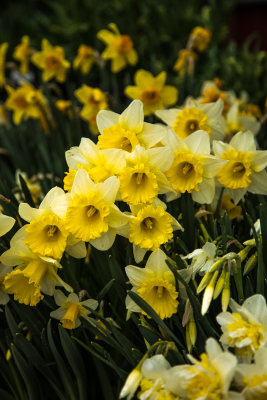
146, 248, 169, 274
19, 203, 42, 222
141, 123, 168, 148
202, 242, 217, 258
249, 170, 267, 195
65, 146, 88, 169
81, 299, 98, 310
202, 156, 227, 178
155, 108, 179, 127
192, 178, 215, 204
99, 176, 120, 203
141, 355, 170, 379
251, 150, 267, 172
213, 140, 231, 157
133, 245, 147, 263
65, 241, 87, 259
96, 110, 119, 134
184, 130, 210, 155
226, 188, 247, 205
0, 213, 15, 236
119, 100, 144, 133
125, 265, 148, 286
242, 294, 267, 321
147, 146, 174, 172
90, 229, 116, 251
40, 187, 66, 210
71, 169, 95, 196
229, 131, 256, 152
54, 289, 67, 306
108, 206, 129, 228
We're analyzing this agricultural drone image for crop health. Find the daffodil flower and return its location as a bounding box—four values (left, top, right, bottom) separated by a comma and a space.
96, 100, 168, 152
217, 294, 267, 362
165, 338, 240, 400
225, 102, 260, 136
165, 130, 225, 204
19, 186, 86, 260
125, 69, 178, 116
0, 227, 72, 306
64, 137, 126, 191
50, 290, 98, 330
64, 169, 129, 251
13, 36, 32, 75
156, 98, 225, 141
125, 249, 178, 320
119, 145, 175, 205
73, 44, 96, 75
97, 23, 137, 73
213, 130, 267, 204
32, 39, 70, 82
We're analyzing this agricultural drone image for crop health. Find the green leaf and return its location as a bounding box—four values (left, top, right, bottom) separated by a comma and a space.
97, 278, 115, 301
59, 325, 88, 400
47, 320, 77, 400
18, 174, 35, 208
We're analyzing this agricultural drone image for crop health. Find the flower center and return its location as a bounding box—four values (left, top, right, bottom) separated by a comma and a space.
173, 107, 211, 139
98, 124, 140, 153
217, 149, 252, 189
138, 276, 178, 319
243, 373, 267, 400
14, 94, 28, 109
87, 205, 98, 218
47, 224, 59, 238
141, 89, 159, 104
142, 217, 154, 230
166, 151, 203, 193
45, 54, 60, 70
115, 35, 133, 54
226, 313, 265, 357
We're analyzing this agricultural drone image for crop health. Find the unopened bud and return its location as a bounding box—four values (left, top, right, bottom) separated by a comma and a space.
119, 369, 142, 400
238, 246, 252, 262
244, 253, 257, 275
197, 272, 212, 294
213, 268, 226, 299
201, 271, 219, 315
221, 271, 230, 312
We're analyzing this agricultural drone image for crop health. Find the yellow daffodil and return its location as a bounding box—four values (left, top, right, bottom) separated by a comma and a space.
165, 338, 238, 400
5, 83, 48, 125
225, 102, 260, 136
55, 99, 72, 117
217, 294, 267, 361
220, 195, 242, 220
156, 98, 225, 141
119, 145, 175, 205
213, 130, 267, 204
125, 70, 178, 116
97, 100, 168, 152
50, 290, 98, 329
64, 137, 126, 191
239, 103, 262, 120
19, 186, 86, 260
73, 44, 96, 74
65, 169, 129, 251
32, 39, 70, 82
75, 85, 108, 124
173, 49, 197, 76
0, 42, 8, 87
0, 211, 15, 237
13, 36, 32, 75
0, 227, 72, 306
125, 249, 179, 320
119, 198, 182, 263
119, 368, 142, 400
237, 347, 267, 399
165, 130, 225, 204
189, 26, 212, 52
97, 23, 138, 73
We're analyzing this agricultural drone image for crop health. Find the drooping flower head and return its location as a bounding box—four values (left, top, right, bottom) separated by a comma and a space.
32, 39, 70, 82
73, 44, 96, 75
13, 36, 32, 75
214, 130, 267, 204
173, 49, 197, 77
0, 228, 72, 306
97, 100, 168, 152
125, 69, 178, 116
125, 249, 179, 320
50, 290, 98, 329
189, 26, 212, 52
97, 23, 138, 73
